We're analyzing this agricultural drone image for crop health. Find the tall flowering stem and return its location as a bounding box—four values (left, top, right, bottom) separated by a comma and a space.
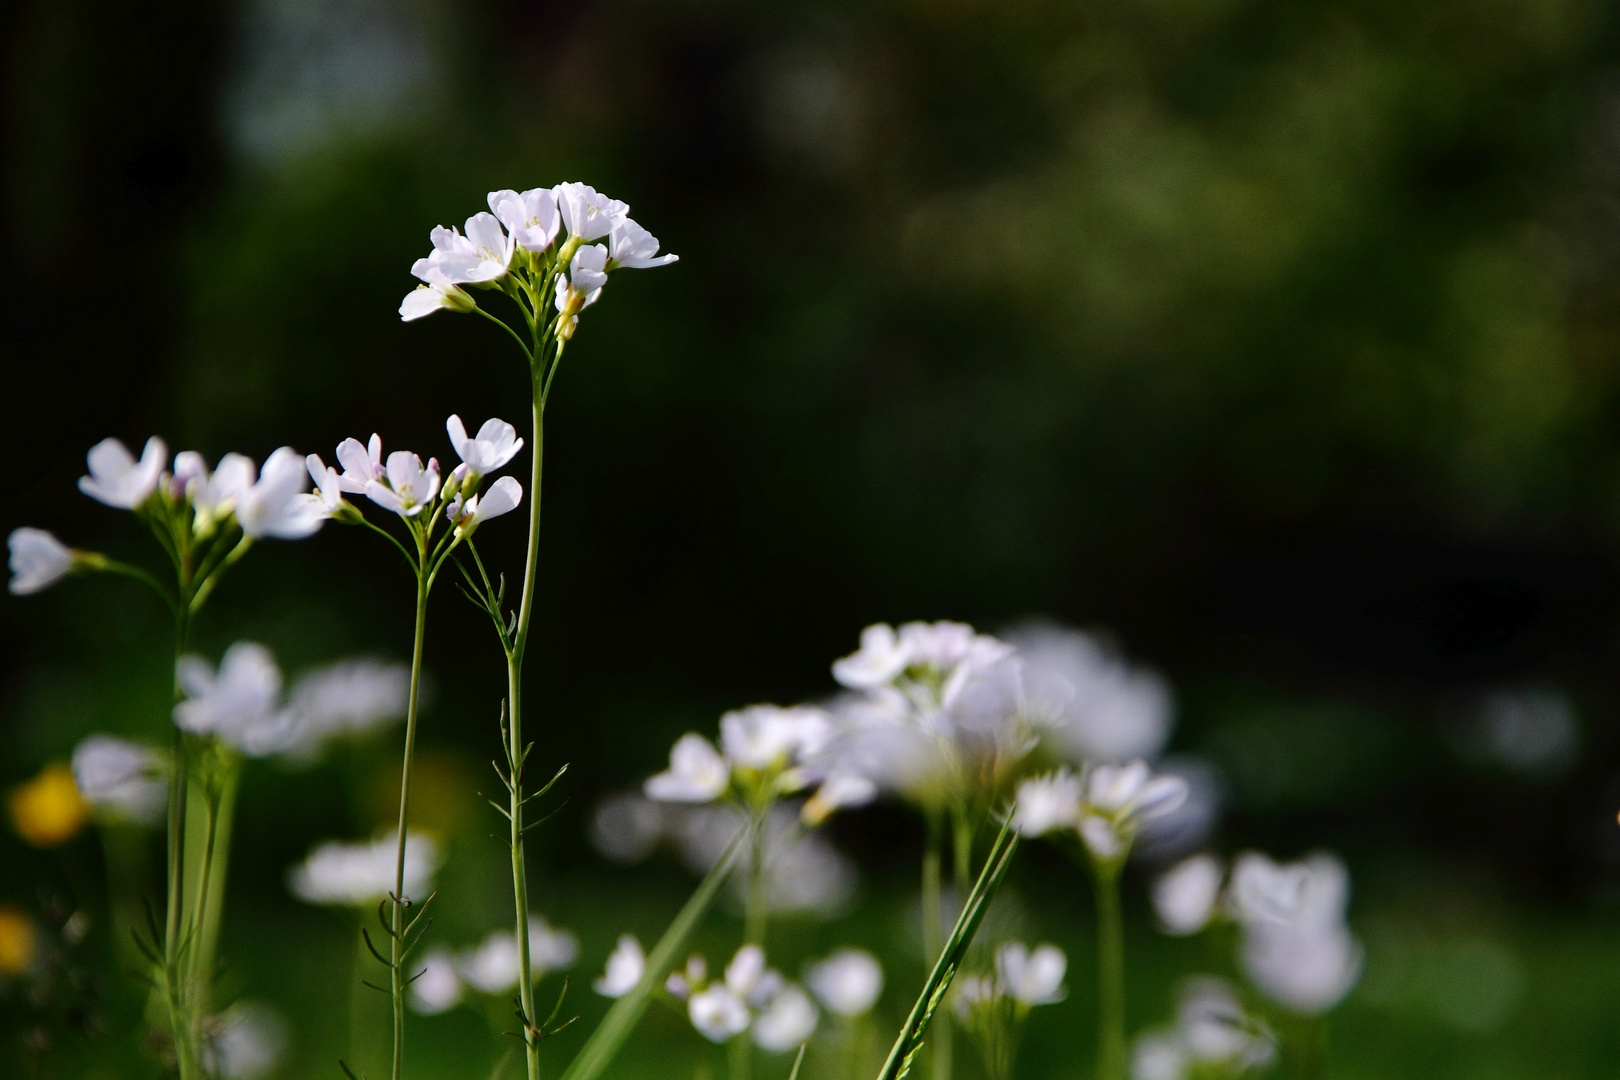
1091, 860, 1126, 1080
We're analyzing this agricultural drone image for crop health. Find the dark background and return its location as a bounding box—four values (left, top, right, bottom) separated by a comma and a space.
6, 0, 1620, 1076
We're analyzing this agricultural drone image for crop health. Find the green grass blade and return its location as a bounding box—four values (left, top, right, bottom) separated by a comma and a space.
874, 818, 1020, 1080
558, 820, 750, 1080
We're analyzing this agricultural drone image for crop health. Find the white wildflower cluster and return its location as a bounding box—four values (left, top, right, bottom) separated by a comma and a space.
408, 919, 579, 1014
1130, 978, 1275, 1080
71, 735, 169, 826
954, 942, 1069, 1017
656, 944, 821, 1051
1150, 850, 1364, 1015
401, 183, 676, 340
1012, 760, 1189, 865
644, 704, 836, 807
287, 832, 442, 906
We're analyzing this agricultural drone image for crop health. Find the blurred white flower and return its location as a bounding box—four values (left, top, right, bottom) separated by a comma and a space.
1077, 760, 1188, 863
645, 733, 730, 802
665, 954, 708, 1001
458, 919, 579, 994
409, 948, 463, 1014
400, 281, 476, 321
488, 187, 562, 252
1011, 769, 1082, 836
287, 832, 440, 906
725, 944, 779, 1006
8, 528, 75, 595
1007, 622, 1173, 764
1152, 854, 1224, 936
1131, 1033, 1186, 1080
1236, 852, 1362, 1015
365, 451, 441, 518
690, 984, 752, 1042
79, 436, 166, 509
281, 658, 410, 758
589, 791, 678, 863
1134, 757, 1224, 861
594, 935, 645, 998
676, 804, 858, 917
994, 942, 1067, 1006
412, 213, 514, 286
720, 704, 834, 775
446, 415, 523, 476
831, 624, 909, 690
607, 217, 678, 269
335, 435, 384, 493
71, 735, 167, 825
805, 949, 883, 1017
203, 1001, 286, 1080
753, 984, 818, 1051
1468, 687, 1580, 776
951, 973, 998, 1019
1226, 852, 1308, 927
237, 448, 324, 540
557, 183, 628, 242
175, 643, 290, 756
302, 454, 349, 518
800, 766, 878, 825
1130, 978, 1274, 1080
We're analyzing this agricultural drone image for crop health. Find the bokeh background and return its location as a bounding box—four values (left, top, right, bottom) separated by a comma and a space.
6, 0, 1620, 1075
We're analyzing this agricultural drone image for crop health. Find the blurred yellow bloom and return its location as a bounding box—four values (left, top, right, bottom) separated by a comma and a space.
0, 905, 36, 975
8, 763, 89, 847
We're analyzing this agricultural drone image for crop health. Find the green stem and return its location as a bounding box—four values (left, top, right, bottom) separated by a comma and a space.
390, 560, 430, 1080
744, 809, 768, 948
1092, 863, 1126, 1080
922, 812, 950, 1080
164, 597, 198, 1080
189, 758, 240, 1029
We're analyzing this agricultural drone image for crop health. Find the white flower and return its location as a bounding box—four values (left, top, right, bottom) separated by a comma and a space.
409, 948, 463, 1014
1077, 760, 1189, 863
365, 451, 441, 518
675, 805, 858, 917
951, 974, 997, 1019
1011, 770, 1082, 836
1152, 854, 1223, 936
594, 935, 645, 998
1008, 622, 1174, 764
1236, 853, 1361, 1015
556, 182, 628, 242
832, 624, 910, 689
608, 217, 678, 269
187, 452, 255, 534
334, 435, 384, 493
753, 984, 818, 1051
1130, 978, 1274, 1080
446, 415, 523, 475
448, 476, 523, 531
568, 244, 609, 296
689, 984, 751, 1042
1226, 852, 1309, 927
589, 792, 678, 863
719, 704, 833, 773
286, 832, 440, 906
281, 658, 410, 756
303, 455, 349, 518
203, 1001, 286, 1080
71, 735, 167, 825
1131, 1033, 1186, 1080
489, 187, 562, 252
8, 528, 75, 595
995, 942, 1067, 1006
457, 919, 579, 994
400, 281, 476, 321
805, 949, 883, 1017
237, 448, 324, 540
171, 450, 209, 497
725, 944, 775, 1004
79, 436, 165, 509
645, 733, 730, 802
801, 766, 878, 825
412, 213, 514, 285
175, 643, 289, 756
665, 954, 708, 1001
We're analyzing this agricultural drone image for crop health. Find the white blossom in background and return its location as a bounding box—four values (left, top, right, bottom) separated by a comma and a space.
189, 452, 255, 534
409, 948, 463, 1014
286, 659, 410, 741
594, 935, 646, 998
589, 792, 679, 863
1134, 757, 1224, 861
1009, 769, 1083, 836
202, 1001, 287, 1080
1236, 853, 1362, 1014
753, 984, 819, 1051
445, 415, 523, 477
287, 832, 440, 906
175, 643, 290, 756
994, 942, 1067, 1006
689, 984, 752, 1042
676, 804, 857, 917
645, 734, 730, 802
489, 187, 562, 252
664, 954, 709, 1001
8, 528, 76, 595
1226, 852, 1308, 926
71, 735, 168, 825
1129, 978, 1275, 1080
457, 919, 579, 994
79, 436, 166, 510
607, 218, 678, 269
364, 451, 441, 518
556, 183, 628, 242
1006, 621, 1173, 764
1152, 854, 1224, 936
1467, 686, 1580, 777
1012, 760, 1186, 864
236, 448, 325, 540
805, 949, 883, 1017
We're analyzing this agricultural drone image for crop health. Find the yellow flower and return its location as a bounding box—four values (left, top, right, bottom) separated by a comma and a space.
8, 762, 89, 847
0, 905, 36, 975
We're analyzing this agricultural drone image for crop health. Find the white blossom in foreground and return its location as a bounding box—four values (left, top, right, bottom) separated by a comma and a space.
412, 213, 515, 286
1008, 622, 1174, 764
594, 935, 646, 998
447, 476, 523, 532
302, 455, 351, 520
556, 182, 628, 242
365, 451, 441, 518
645, 733, 730, 802
1130, 978, 1275, 1080
409, 948, 464, 1014
446, 415, 523, 476
805, 949, 883, 1017
8, 528, 75, 595
489, 187, 562, 253
400, 281, 477, 322
202, 1001, 286, 1080
753, 984, 818, 1051
1152, 854, 1224, 936
1236, 853, 1362, 1014
79, 436, 166, 509
1076, 760, 1188, 862
994, 942, 1067, 1006
457, 919, 579, 994
335, 435, 384, 493
607, 218, 678, 269
188, 453, 254, 533
175, 643, 289, 756
555, 244, 609, 316
236, 448, 324, 539
287, 832, 440, 906
71, 735, 168, 825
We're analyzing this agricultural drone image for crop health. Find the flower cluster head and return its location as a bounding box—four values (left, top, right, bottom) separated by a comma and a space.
644, 704, 836, 808
954, 941, 1067, 1044
1148, 850, 1363, 1015
665, 944, 819, 1050
287, 832, 441, 906
401, 183, 676, 338
1012, 760, 1188, 865
70, 736, 168, 826
1130, 978, 1275, 1080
